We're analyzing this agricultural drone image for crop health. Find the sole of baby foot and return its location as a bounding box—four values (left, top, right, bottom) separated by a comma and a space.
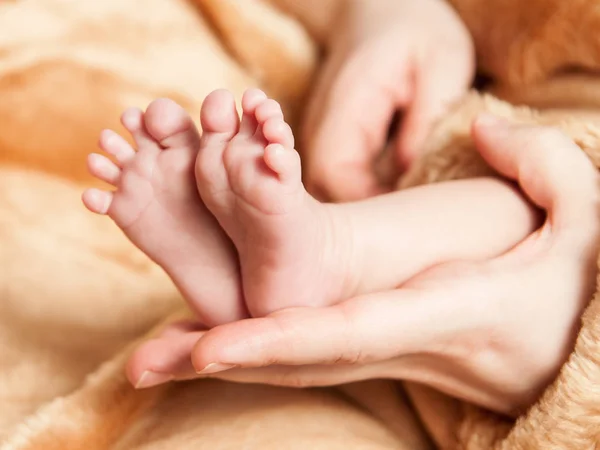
195, 89, 356, 317
83, 98, 245, 326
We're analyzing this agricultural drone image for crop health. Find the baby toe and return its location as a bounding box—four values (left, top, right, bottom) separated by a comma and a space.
196, 90, 241, 195
87, 153, 121, 186
120, 108, 144, 133
144, 98, 200, 150
255, 99, 284, 124
82, 188, 114, 215
98, 129, 135, 166
239, 89, 268, 136
121, 107, 156, 149
264, 143, 302, 184
261, 118, 295, 149
241, 89, 268, 114
200, 89, 240, 139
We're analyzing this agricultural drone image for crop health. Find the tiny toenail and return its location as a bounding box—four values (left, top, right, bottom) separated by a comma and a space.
122, 109, 141, 127
135, 371, 174, 389
196, 363, 238, 375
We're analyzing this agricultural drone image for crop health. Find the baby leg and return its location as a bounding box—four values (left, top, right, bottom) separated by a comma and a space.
336, 178, 539, 295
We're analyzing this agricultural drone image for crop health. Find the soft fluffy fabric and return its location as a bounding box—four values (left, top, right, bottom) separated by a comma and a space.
2, 0, 600, 449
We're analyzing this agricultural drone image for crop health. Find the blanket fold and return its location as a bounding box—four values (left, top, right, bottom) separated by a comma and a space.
448, 0, 600, 86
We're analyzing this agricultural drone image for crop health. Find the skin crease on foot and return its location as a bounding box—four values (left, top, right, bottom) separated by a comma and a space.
82, 99, 246, 327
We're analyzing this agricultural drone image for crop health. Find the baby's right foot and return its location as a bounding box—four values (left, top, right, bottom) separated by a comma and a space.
82, 99, 245, 326
195, 89, 356, 317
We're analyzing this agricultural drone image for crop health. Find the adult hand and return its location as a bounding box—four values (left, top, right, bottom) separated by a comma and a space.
127, 118, 600, 415
301, 0, 474, 201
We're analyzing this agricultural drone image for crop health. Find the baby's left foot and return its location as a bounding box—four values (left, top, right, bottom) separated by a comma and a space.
195, 89, 354, 317
82, 99, 245, 326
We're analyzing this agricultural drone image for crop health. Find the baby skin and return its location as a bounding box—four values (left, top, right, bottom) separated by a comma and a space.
84, 89, 539, 321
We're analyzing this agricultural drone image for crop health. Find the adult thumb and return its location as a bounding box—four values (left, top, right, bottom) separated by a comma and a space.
473, 115, 600, 232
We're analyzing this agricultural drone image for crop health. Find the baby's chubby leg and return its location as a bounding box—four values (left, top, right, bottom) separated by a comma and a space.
336, 178, 539, 295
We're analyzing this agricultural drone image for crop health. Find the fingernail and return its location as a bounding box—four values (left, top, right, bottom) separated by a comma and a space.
135, 371, 174, 389
196, 363, 237, 374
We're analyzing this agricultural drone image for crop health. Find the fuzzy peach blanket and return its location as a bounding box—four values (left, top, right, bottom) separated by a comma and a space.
2, 1, 600, 449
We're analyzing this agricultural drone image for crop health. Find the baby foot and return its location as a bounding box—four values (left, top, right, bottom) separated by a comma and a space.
195, 89, 354, 317
82, 98, 245, 326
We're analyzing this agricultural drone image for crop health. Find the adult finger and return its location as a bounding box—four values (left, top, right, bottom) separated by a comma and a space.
197, 347, 524, 414
191, 285, 488, 374
198, 362, 388, 388
302, 42, 411, 201
129, 327, 388, 389
127, 323, 206, 389
397, 48, 474, 170
473, 116, 600, 233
